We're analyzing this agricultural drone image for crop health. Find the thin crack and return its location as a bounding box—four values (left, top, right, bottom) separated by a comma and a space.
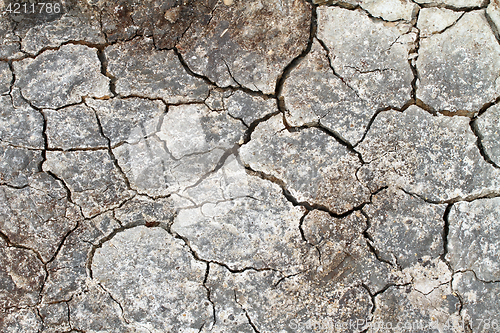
470, 118, 500, 169
233, 290, 261, 333
91, 106, 135, 191
202, 264, 217, 328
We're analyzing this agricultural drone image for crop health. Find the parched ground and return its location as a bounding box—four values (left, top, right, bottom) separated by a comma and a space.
1, 0, 500, 332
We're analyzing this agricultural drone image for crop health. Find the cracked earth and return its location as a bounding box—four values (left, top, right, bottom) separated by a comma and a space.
1, 0, 500, 332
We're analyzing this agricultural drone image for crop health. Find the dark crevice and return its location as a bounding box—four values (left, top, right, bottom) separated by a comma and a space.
233, 290, 261, 333
97, 48, 117, 97
169, 227, 279, 275
91, 107, 134, 191
242, 111, 281, 144
46, 171, 77, 206
298, 210, 310, 243
470, 118, 500, 169
485, 6, 500, 43
173, 47, 219, 88
275, 4, 317, 102
477, 95, 500, 117
10, 40, 111, 63
46, 147, 109, 152
415, 2, 489, 12
173, 47, 275, 100
316, 36, 362, 100
440, 204, 454, 272
243, 165, 369, 219
401, 188, 500, 205
96, 282, 129, 325
202, 264, 217, 327
273, 272, 303, 289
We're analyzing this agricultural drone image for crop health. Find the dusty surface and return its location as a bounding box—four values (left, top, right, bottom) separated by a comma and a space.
1, 0, 499, 332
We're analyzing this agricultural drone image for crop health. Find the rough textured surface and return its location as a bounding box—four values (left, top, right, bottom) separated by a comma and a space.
357, 106, 500, 202
317, 7, 415, 109
282, 40, 378, 145
453, 272, 500, 333
447, 198, 500, 281
105, 38, 211, 103
0, 93, 44, 149
416, 11, 500, 113
86, 97, 166, 146
44, 104, 107, 150
14, 44, 111, 109
0, 61, 11, 94
114, 103, 245, 197
92, 226, 212, 332
417, 8, 463, 38
19, 11, 105, 55
413, 0, 486, 8
0, 237, 45, 309
476, 104, 500, 166
0, 145, 43, 187
241, 115, 370, 214
43, 150, 134, 218
372, 284, 463, 333
172, 156, 316, 274
488, 0, 500, 39
177, 0, 311, 94
363, 187, 446, 268
2, 2, 500, 331
0, 172, 80, 262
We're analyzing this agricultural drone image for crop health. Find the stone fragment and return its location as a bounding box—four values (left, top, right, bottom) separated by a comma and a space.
68, 282, 130, 333
317, 7, 414, 109
447, 198, 500, 281
43, 150, 134, 218
417, 8, 463, 37
372, 284, 463, 333
92, 226, 213, 332
413, 0, 486, 8
37, 302, 70, 332
476, 104, 500, 166
487, 0, 500, 38
225, 90, 277, 126
0, 18, 23, 60
357, 106, 500, 202
207, 264, 373, 333
0, 172, 80, 262
416, 11, 500, 113
402, 258, 453, 295
360, 0, 418, 21
0, 94, 44, 149
0, 308, 43, 333
240, 115, 370, 214
14, 44, 110, 109
177, 0, 311, 94
45, 104, 107, 150
114, 195, 175, 228
96, 1, 215, 48
114, 103, 245, 197
0, 238, 45, 309
20, 9, 105, 55
86, 97, 165, 146
0, 61, 11, 94
43, 212, 120, 303
282, 40, 378, 145
172, 156, 316, 274
302, 210, 396, 292
0, 145, 42, 187
104, 38, 210, 103
363, 187, 446, 268
453, 272, 500, 333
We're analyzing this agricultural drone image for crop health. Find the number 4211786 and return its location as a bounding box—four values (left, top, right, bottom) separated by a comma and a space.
4, 2, 61, 14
